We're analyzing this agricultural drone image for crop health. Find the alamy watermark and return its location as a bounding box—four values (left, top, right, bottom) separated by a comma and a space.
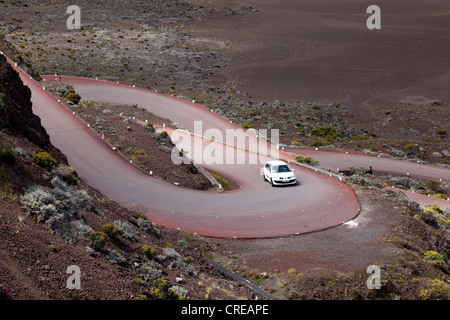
65, 5, 380, 31
66, 265, 81, 290
366, 265, 381, 289
367, 5, 381, 30
66, 5, 81, 30
170, 121, 280, 165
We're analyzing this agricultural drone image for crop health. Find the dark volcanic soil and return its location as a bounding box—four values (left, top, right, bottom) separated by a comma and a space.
192, 0, 450, 117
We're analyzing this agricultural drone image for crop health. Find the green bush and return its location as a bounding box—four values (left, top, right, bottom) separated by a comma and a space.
419, 279, 450, 300
310, 140, 330, 147
294, 154, 312, 164
350, 135, 370, 141
55, 165, 79, 186
62, 173, 79, 186
89, 231, 107, 249
32, 152, 57, 169
402, 144, 422, 158
102, 224, 124, 237
142, 245, 156, 259
311, 126, 343, 140
426, 180, 441, 193
423, 251, 445, 268
0, 149, 17, 166
159, 131, 169, 139
133, 210, 147, 220
66, 92, 81, 104
241, 123, 254, 129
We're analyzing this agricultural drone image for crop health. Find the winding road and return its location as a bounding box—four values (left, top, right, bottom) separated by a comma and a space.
6, 55, 450, 238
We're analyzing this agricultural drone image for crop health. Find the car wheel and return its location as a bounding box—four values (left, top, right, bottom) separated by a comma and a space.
271, 178, 275, 187
263, 174, 266, 182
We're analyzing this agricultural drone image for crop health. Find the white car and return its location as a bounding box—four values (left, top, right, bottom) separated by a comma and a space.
263, 160, 297, 187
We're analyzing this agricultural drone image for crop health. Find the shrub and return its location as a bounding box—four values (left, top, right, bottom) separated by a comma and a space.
419, 279, 450, 300
133, 210, 147, 220
135, 214, 160, 238
311, 126, 343, 140
66, 92, 81, 104
56, 86, 70, 97
32, 152, 57, 169
347, 166, 367, 176
295, 154, 312, 164
20, 185, 93, 242
423, 251, 445, 268
142, 245, 156, 259
424, 204, 444, 214
241, 123, 254, 129
311, 126, 334, 137
20, 186, 77, 222
71, 189, 95, 211
101, 224, 124, 237
55, 165, 79, 185
310, 140, 330, 147
433, 193, 447, 200
89, 231, 107, 249
132, 278, 143, 287
169, 286, 189, 300
149, 278, 173, 299
426, 180, 441, 193
402, 144, 421, 158
0, 149, 16, 166
107, 250, 126, 265
62, 174, 78, 186
389, 176, 419, 189
350, 135, 370, 141
113, 220, 135, 242
159, 131, 169, 139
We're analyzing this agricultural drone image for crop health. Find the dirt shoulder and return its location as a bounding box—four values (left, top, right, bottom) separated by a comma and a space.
207, 182, 450, 300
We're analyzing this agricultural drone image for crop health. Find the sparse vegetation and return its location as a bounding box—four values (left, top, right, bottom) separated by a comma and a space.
294, 154, 319, 166
417, 278, 450, 300
31, 152, 57, 169
241, 123, 254, 129
20, 185, 94, 242
159, 131, 169, 139
88, 231, 107, 249
66, 92, 81, 105
142, 245, 157, 259
423, 251, 445, 268
0, 149, 16, 166
102, 223, 124, 238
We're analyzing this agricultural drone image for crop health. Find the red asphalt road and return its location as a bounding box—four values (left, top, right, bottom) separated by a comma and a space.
389, 187, 450, 211
8, 60, 447, 237
291, 149, 450, 182
2, 70, 358, 238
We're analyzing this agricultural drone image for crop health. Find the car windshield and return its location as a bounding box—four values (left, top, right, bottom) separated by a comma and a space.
272, 165, 291, 173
